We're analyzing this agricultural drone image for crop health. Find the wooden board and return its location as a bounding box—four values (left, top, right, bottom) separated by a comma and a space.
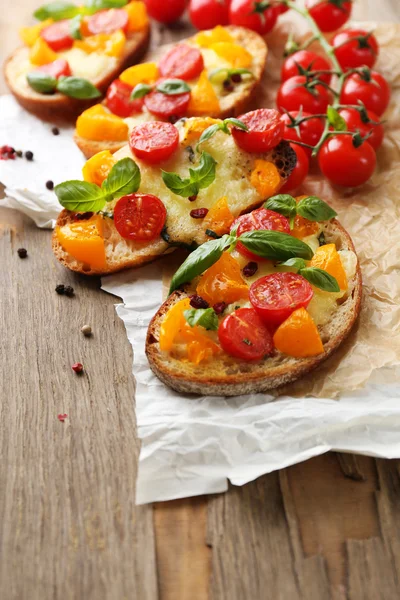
1, 2, 400, 599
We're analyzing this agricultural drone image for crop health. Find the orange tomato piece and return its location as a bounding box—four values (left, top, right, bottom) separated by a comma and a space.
20, 19, 53, 47
250, 160, 282, 199
273, 307, 324, 358
182, 117, 220, 146
29, 37, 58, 66
196, 252, 249, 305
195, 25, 234, 48
124, 1, 149, 33
310, 244, 348, 290
203, 196, 234, 236
76, 105, 129, 142
187, 70, 220, 116
74, 31, 125, 56
291, 194, 320, 239
56, 215, 106, 270
105, 29, 126, 57
82, 150, 116, 186
119, 61, 159, 87
159, 298, 191, 351
209, 42, 252, 68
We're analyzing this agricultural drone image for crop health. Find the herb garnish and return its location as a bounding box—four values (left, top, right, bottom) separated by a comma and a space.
162, 152, 217, 198
27, 72, 101, 99
280, 258, 340, 292
264, 194, 337, 228
184, 308, 219, 331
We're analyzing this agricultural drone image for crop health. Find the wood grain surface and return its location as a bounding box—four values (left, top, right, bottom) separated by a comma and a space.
1, 2, 400, 600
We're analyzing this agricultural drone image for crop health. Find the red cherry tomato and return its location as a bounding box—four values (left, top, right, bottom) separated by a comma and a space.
144, 0, 187, 23
333, 29, 379, 71
231, 109, 284, 153
318, 135, 376, 187
40, 20, 74, 52
277, 75, 334, 114
273, 1, 289, 15
144, 89, 190, 119
159, 45, 204, 81
249, 272, 314, 326
189, 0, 230, 29
280, 144, 309, 193
305, 0, 352, 33
129, 122, 179, 164
340, 71, 390, 116
105, 79, 144, 118
281, 111, 324, 158
36, 58, 71, 79
339, 107, 384, 151
229, 0, 278, 36
87, 8, 128, 34
232, 208, 290, 261
218, 308, 274, 361
281, 50, 332, 85
114, 193, 167, 241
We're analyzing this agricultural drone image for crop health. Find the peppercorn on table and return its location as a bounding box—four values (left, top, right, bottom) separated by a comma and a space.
2, 2, 400, 599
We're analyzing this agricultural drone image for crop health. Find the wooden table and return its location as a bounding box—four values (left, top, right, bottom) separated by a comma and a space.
1, 2, 400, 599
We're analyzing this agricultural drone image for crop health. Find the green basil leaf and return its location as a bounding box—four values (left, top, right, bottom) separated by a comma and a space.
156, 79, 191, 95
84, 0, 128, 14
169, 234, 234, 293
224, 117, 248, 131
183, 308, 219, 331
280, 257, 307, 270
130, 83, 153, 99
69, 14, 83, 39
101, 157, 141, 199
162, 152, 217, 198
296, 196, 337, 222
327, 106, 347, 132
208, 67, 253, 82
54, 180, 107, 212
298, 267, 340, 292
34, 1, 81, 21
197, 124, 222, 148
56, 76, 102, 99
26, 72, 57, 94
263, 194, 297, 218
238, 230, 314, 261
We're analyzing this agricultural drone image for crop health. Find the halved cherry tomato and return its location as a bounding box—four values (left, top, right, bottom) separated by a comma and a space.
280, 144, 309, 193
144, 89, 191, 119
249, 272, 314, 327
87, 8, 129, 35
40, 19, 74, 52
281, 50, 332, 85
340, 71, 390, 117
129, 121, 179, 164
229, 0, 278, 36
189, 0, 230, 30
159, 45, 204, 81
218, 308, 274, 361
318, 135, 376, 187
105, 79, 144, 118
232, 207, 290, 261
305, 0, 352, 33
333, 29, 379, 71
338, 107, 384, 151
281, 111, 324, 159
231, 109, 284, 153
144, 0, 187, 24
114, 193, 167, 241
277, 75, 334, 114
36, 58, 71, 79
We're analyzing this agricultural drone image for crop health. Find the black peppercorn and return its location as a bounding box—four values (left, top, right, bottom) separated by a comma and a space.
223, 79, 234, 92
17, 248, 28, 259
25, 151, 34, 161
46, 180, 54, 190
55, 284, 65, 295
51, 127, 60, 135
231, 73, 242, 83
64, 285, 75, 297
16, 150, 23, 157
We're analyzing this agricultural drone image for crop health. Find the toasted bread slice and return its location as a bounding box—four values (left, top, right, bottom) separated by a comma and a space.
74, 26, 268, 158
145, 220, 362, 396
52, 127, 296, 275
4, 28, 150, 122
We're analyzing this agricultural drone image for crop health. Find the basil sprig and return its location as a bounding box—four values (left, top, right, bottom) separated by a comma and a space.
264, 194, 337, 227
54, 157, 141, 213
208, 67, 254, 83
197, 117, 248, 149
34, 1, 81, 21
69, 14, 83, 40
184, 308, 219, 331
162, 152, 216, 198
131, 83, 153, 99
169, 229, 313, 294
130, 79, 190, 100
27, 72, 101, 99
280, 258, 340, 292
84, 0, 128, 13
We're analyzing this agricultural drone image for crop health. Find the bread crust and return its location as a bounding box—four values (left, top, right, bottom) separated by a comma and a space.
3, 27, 150, 122
145, 220, 363, 396
74, 25, 268, 158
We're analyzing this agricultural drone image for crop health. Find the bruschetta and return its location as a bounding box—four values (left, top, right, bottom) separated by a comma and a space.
52, 109, 296, 275
145, 200, 362, 396
73, 25, 268, 158
4, 0, 150, 120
